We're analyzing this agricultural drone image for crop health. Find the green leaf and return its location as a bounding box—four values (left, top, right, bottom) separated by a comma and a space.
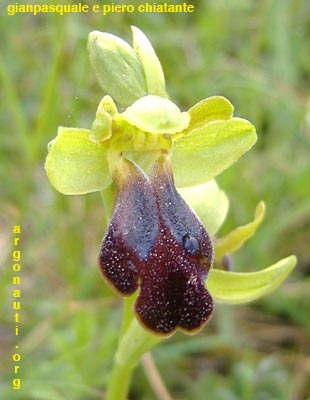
88, 31, 147, 109
119, 95, 190, 134
215, 201, 265, 259
207, 255, 297, 304
172, 118, 257, 187
177, 180, 229, 235
45, 127, 111, 195
132, 26, 167, 98
185, 96, 234, 132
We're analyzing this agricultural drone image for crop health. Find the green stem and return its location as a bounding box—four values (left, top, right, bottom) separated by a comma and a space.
106, 299, 162, 400
106, 357, 135, 400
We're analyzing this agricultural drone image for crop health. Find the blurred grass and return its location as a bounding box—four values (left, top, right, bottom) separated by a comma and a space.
1, 0, 309, 399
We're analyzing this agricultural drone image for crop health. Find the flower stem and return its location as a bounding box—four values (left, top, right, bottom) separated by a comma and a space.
106, 357, 135, 400
106, 299, 162, 400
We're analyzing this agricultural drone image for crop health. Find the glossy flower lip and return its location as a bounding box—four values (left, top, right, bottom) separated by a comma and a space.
98, 155, 214, 336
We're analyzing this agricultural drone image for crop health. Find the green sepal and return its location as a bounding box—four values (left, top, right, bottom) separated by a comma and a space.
119, 95, 190, 134
207, 255, 297, 304
172, 118, 257, 187
177, 180, 229, 236
90, 96, 116, 142
132, 26, 167, 98
185, 96, 234, 133
215, 201, 265, 259
45, 127, 111, 195
88, 31, 147, 108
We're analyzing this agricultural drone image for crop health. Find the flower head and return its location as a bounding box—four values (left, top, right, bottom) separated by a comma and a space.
45, 26, 296, 337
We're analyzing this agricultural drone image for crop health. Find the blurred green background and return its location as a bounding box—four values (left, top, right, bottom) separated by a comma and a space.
1, 0, 309, 399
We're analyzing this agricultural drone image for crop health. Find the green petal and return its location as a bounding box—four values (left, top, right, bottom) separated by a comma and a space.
88, 31, 147, 108
215, 201, 265, 259
177, 180, 229, 235
207, 255, 297, 304
132, 26, 167, 98
120, 95, 190, 134
96, 94, 117, 116
45, 127, 111, 195
172, 118, 257, 187
90, 96, 115, 143
185, 96, 234, 132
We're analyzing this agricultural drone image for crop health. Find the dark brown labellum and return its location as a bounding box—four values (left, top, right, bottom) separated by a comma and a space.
98, 155, 214, 336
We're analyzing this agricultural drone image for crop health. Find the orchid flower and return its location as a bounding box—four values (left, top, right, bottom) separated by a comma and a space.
45, 26, 296, 399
